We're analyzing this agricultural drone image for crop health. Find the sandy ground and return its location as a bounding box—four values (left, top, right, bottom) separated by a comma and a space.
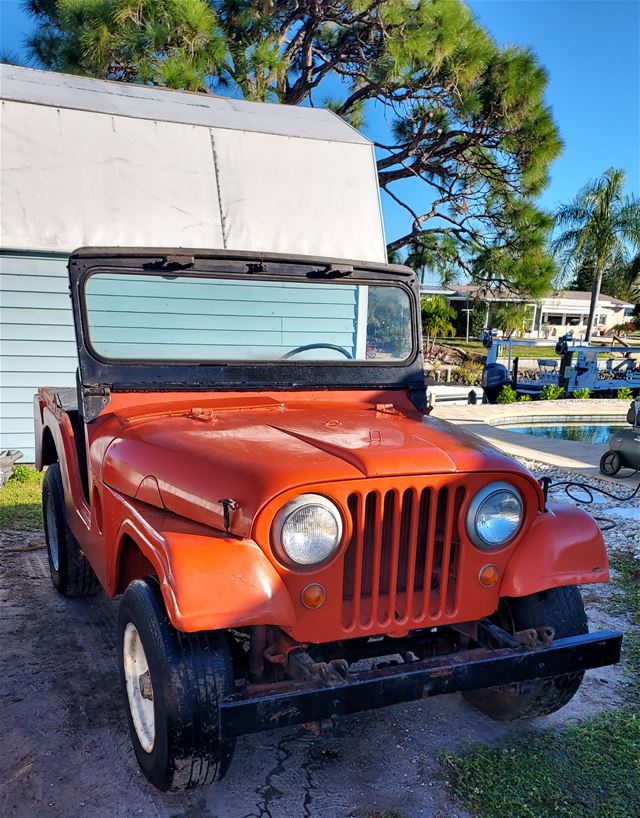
0, 519, 629, 818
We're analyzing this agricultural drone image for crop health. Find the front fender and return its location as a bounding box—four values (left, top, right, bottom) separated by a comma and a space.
117, 516, 295, 633
500, 501, 609, 598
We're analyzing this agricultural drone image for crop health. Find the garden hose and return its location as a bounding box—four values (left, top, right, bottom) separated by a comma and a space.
544, 470, 640, 531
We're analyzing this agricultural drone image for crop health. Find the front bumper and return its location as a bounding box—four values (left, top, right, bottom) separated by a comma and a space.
220, 630, 622, 739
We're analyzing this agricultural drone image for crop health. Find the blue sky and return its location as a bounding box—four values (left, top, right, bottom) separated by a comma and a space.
2, 0, 638, 246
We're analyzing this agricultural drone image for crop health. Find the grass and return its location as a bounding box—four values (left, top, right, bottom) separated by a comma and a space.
440, 338, 560, 359
440, 338, 620, 360
610, 554, 640, 695
441, 556, 640, 818
440, 710, 640, 818
0, 465, 43, 530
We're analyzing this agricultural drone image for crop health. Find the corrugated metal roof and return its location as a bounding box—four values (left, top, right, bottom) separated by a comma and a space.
0, 64, 369, 144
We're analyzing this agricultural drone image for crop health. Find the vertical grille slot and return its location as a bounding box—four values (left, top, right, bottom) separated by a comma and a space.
342, 493, 358, 602
445, 486, 466, 614
342, 481, 464, 630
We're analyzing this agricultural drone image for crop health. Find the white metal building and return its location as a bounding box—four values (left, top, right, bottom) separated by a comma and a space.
0, 65, 387, 460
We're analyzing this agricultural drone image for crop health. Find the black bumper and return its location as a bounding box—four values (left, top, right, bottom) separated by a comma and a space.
220, 630, 622, 739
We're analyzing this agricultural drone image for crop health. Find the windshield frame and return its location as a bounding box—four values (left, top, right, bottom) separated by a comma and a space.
69, 248, 425, 405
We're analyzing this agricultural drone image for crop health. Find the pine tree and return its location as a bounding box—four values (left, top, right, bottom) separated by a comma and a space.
24, 0, 562, 295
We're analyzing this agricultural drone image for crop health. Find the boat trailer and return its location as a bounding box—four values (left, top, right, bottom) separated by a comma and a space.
481, 331, 640, 403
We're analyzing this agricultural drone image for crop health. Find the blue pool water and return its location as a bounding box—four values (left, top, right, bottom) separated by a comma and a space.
504, 424, 623, 445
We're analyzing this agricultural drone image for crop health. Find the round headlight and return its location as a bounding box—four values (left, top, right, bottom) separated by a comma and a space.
466, 482, 523, 550
272, 494, 343, 567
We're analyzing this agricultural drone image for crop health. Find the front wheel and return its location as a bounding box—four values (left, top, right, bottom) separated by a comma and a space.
464, 586, 588, 721
117, 578, 235, 792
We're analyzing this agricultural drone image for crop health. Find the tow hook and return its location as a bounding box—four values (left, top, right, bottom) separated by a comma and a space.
455, 619, 555, 651
287, 651, 347, 736
514, 626, 555, 650
287, 650, 349, 686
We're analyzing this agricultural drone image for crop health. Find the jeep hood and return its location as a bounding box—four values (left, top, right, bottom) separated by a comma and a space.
98, 399, 530, 538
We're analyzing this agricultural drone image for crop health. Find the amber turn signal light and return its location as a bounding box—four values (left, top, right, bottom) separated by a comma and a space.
478, 564, 499, 588
301, 583, 326, 609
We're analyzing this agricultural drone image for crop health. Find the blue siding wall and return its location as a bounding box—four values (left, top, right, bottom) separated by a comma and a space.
85, 273, 359, 360
1, 253, 75, 462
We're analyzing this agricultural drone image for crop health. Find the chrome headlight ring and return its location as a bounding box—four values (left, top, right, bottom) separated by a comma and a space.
271, 493, 343, 567
466, 482, 524, 550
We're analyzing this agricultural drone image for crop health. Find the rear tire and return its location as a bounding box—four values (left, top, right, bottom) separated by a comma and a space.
117, 577, 235, 792
42, 463, 100, 597
464, 586, 588, 721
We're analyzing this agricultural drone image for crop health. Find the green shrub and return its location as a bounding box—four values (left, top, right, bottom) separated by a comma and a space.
540, 384, 565, 400
617, 387, 634, 400
496, 385, 518, 404
452, 363, 483, 385
0, 466, 43, 529
10, 464, 41, 483
573, 388, 591, 400
517, 394, 531, 402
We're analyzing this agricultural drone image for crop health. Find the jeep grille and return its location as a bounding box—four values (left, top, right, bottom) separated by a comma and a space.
341, 484, 466, 630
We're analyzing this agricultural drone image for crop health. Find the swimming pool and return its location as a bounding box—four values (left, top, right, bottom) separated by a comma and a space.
504, 424, 624, 445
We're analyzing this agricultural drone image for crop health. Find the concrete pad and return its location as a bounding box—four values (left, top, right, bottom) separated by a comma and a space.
431, 399, 638, 484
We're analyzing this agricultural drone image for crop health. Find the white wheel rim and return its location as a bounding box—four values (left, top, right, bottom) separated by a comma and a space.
123, 622, 156, 753
45, 496, 60, 572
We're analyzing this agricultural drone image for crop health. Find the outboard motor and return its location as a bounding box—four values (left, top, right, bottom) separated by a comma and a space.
600, 397, 640, 476
480, 329, 496, 350
554, 331, 573, 356
482, 362, 510, 404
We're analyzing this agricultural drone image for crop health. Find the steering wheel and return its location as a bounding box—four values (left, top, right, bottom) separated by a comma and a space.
281, 343, 353, 360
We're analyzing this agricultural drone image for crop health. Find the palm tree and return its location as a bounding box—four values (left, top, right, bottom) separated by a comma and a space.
553, 168, 640, 339
493, 304, 531, 338
420, 296, 456, 355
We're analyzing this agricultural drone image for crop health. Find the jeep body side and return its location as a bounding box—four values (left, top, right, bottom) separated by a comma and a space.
35, 248, 621, 792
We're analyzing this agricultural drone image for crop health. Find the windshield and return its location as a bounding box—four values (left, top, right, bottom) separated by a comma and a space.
84, 272, 413, 363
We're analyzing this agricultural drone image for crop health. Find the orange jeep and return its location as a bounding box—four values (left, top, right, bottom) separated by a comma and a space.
35, 248, 621, 792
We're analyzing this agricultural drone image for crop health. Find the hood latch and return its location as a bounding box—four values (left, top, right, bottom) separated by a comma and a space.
219, 498, 239, 533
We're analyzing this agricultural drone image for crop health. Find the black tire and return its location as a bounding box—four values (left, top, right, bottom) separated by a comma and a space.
42, 463, 100, 597
600, 450, 623, 476
117, 578, 235, 792
464, 586, 588, 721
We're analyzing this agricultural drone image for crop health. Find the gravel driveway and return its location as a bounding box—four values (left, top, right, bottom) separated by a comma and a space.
0, 462, 634, 818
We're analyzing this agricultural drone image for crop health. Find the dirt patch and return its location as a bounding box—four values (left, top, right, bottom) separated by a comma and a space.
0, 526, 629, 818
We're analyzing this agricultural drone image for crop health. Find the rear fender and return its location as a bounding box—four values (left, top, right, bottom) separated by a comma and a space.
116, 517, 295, 633
500, 501, 609, 598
